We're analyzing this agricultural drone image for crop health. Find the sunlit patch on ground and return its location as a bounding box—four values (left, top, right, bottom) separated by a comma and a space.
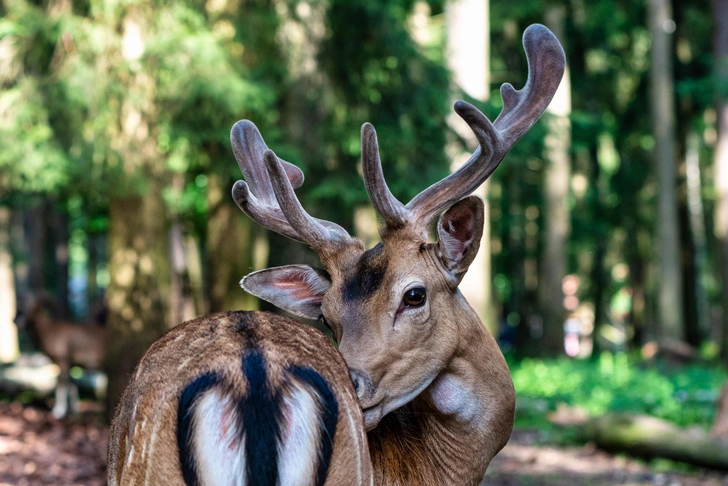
484, 431, 728, 486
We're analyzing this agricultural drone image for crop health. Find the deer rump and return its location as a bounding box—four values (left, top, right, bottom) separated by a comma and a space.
108, 312, 370, 486
178, 352, 337, 486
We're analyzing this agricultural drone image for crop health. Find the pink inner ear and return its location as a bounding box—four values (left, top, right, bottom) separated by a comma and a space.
442, 214, 475, 264
445, 217, 474, 246
271, 270, 328, 302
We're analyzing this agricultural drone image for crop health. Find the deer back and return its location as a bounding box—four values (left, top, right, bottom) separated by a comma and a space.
108, 311, 372, 486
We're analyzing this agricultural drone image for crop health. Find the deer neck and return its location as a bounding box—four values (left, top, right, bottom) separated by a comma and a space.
367, 296, 515, 485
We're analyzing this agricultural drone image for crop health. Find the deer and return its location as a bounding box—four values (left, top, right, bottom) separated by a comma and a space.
108, 23, 564, 486
16, 294, 108, 419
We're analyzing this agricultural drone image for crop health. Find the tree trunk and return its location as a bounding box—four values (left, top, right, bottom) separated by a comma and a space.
105, 11, 172, 414
206, 174, 260, 313
711, 382, 728, 439
106, 189, 170, 413
168, 175, 196, 324
538, 6, 572, 354
0, 206, 18, 363
713, 0, 728, 361
87, 232, 98, 305
446, 0, 497, 334
588, 413, 728, 470
25, 203, 47, 294
684, 133, 711, 343
169, 221, 196, 324
649, 0, 684, 342
53, 206, 70, 318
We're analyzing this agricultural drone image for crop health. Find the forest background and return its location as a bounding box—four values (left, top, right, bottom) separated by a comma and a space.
1, 0, 728, 472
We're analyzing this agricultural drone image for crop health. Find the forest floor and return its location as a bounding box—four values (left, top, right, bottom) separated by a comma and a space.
0, 402, 727, 486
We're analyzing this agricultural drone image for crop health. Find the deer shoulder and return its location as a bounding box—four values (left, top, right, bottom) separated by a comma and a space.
108, 310, 371, 486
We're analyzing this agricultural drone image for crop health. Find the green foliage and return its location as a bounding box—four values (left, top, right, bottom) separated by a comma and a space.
313, 0, 451, 221
511, 354, 727, 429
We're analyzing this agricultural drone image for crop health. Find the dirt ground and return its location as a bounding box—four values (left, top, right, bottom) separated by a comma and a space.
485, 430, 728, 485
1, 402, 727, 486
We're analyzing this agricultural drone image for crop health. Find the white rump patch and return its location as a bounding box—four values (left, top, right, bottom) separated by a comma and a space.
277, 381, 323, 486
192, 390, 246, 486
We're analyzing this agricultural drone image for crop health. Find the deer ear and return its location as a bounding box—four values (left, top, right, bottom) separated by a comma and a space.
436, 196, 484, 285
241, 265, 331, 319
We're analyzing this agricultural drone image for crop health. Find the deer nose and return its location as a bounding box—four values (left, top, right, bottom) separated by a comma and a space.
349, 368, 373, 401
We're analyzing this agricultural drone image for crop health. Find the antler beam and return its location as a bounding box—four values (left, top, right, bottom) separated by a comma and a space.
361, 23, 566, 237
231, 121, 352, 251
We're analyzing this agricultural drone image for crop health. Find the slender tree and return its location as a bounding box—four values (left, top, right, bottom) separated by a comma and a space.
0, 207, 18, 363
714, 0, 728, 360
446, 0, 498, 334
649, 0, 684, 341
538, 5, 572, 354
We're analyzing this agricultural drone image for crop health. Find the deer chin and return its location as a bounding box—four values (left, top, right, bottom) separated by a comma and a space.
364, 373, 440, 430
362, 405, 383, 430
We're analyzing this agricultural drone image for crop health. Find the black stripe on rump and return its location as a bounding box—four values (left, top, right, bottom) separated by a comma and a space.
240, 349, 283, 485
287, 365, 339, 486
177, 372, 221, 486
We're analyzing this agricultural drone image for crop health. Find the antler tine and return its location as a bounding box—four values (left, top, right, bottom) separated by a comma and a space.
405, 23, 565, 230
231, 120, 352, 249
361, 123, 408, 228
263, 151, 351, 251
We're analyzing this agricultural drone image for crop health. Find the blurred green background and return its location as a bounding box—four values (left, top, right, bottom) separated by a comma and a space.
1, 0, 728, 482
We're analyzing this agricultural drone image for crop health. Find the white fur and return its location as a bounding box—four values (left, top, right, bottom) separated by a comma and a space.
278, 382, 322, 485
192, 390, 246, 486
428, 374, 477, 421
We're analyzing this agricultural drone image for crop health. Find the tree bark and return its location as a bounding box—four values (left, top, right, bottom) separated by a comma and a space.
206, 174, 260, 313
105, 12, 171, 415
538, 6, 572, 354
712, 0, 728, 361
0, 206, 18, 363
711, 382, 728, 439
446, 0, 497, 334
25, 203, 47, 294
168, 221, 196, 324
684, 133, 711, 343
588, 413, 728, 470
87, 232, 98, 305
53, 207, 70, 318
106, 189, 170, 413
649, 0, 684, 341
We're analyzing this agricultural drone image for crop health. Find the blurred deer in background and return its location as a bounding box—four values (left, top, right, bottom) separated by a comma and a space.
108, 24, 564, 486
16, 294, 108, 419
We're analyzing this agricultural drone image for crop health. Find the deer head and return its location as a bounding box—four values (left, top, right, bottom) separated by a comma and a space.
235, 24, 565, 431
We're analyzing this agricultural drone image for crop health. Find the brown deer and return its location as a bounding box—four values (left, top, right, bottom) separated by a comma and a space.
16, 294, 108, 418
108, 24, 564, 486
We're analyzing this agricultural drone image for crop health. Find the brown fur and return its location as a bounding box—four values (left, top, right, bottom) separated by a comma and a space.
322, 236, 515, 485
108, 311, 372, 486
20, 296, 107, 418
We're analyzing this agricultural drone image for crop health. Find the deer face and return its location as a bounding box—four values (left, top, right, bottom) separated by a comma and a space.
244, 196, 484, 429
328, 242, 459, 429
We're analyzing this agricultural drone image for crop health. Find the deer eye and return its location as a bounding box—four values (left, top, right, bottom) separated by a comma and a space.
403, 287, 427, 307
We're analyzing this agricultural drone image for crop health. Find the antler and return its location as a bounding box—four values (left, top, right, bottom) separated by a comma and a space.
231, 121, 352, 252
362, 24, 566, 237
